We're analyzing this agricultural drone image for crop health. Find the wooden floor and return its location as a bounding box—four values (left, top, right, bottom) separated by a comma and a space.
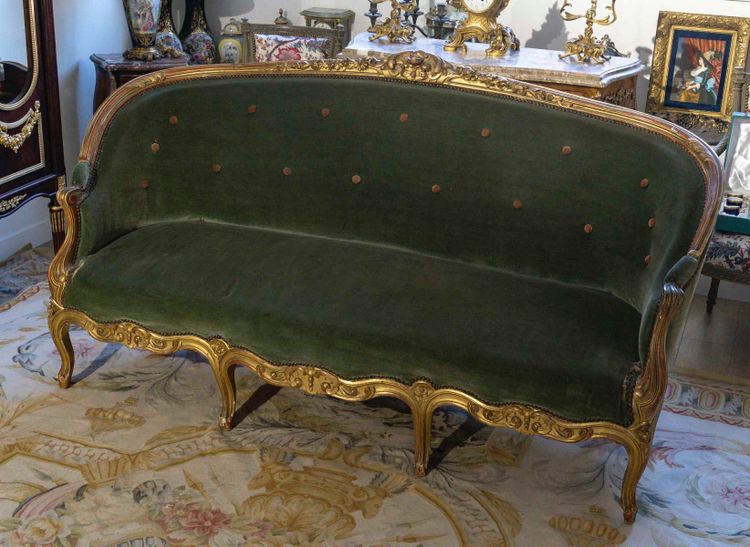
673, 294, 750, 383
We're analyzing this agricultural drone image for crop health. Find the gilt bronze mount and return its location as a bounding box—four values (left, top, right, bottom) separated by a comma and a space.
443, 0, 519, 57
368, 0, 417, 44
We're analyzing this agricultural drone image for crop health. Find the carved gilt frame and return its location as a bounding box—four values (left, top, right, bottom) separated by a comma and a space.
49, 52, 722, 524
646, 11, 750, 135
241, 23, 340, 63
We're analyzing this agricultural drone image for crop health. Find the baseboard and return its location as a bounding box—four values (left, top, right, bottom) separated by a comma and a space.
0, 197, 52, 261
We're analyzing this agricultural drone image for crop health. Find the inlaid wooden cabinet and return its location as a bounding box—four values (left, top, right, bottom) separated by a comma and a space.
1, 0, 66, 250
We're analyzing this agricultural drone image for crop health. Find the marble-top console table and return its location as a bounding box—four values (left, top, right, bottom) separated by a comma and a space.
342, 33, 646, 109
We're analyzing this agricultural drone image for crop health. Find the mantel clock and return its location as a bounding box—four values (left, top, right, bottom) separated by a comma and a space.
444, 0, 519, 57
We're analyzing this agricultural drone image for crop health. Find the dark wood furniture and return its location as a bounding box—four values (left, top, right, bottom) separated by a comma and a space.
90, 54, 189, 113
300, 7, 356, 51
1, 0, 66, 250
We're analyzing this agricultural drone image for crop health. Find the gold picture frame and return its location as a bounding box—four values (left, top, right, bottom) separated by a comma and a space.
646, 11, 750, 135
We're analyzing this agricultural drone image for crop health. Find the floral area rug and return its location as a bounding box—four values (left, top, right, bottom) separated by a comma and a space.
1, 286, 749, 546
0, 244, 52, 307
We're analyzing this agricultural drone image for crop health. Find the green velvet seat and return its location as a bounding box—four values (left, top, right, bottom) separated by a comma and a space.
64, 220, 641, 424
48, 53, 721, 523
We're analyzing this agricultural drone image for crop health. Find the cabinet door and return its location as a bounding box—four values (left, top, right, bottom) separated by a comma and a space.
0, 0, 65, 230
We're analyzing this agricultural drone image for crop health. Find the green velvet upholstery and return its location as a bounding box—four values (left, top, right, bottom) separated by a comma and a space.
63, 73, 708, 426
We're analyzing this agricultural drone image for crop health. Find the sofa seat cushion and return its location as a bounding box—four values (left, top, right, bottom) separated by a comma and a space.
63, 221, 641, 425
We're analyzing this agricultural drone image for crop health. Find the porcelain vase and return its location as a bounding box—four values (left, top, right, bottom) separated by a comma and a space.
179, 0, 217, 64
122, 0, 162, 61
155, 0, 184, 57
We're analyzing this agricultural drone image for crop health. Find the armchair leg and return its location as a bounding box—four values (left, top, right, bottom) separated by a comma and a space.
213, 363, 237, 431
620, 430, 651, 524
412, 405, 433, 477
49, 315, 74, 389
706, 278, 720, 315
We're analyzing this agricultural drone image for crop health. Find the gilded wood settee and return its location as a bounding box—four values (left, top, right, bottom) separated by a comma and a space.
48, 52, 721, 523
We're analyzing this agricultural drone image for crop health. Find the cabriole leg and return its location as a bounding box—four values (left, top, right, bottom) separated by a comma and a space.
412, 405, 433, 477
213, 363, 237, 431
620, 431, 651, 524
50, 316, 74, 389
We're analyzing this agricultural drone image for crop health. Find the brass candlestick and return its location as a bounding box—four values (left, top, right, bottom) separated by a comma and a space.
559, 0, 618, 64
368, 0, 417, 43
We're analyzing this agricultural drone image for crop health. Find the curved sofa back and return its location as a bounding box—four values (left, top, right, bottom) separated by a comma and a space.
73, 55, 720, 315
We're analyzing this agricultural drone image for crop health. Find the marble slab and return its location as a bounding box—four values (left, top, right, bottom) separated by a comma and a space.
342, 33, 645, 89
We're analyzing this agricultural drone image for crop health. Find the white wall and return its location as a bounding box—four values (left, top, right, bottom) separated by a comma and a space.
2, 0, 750, 302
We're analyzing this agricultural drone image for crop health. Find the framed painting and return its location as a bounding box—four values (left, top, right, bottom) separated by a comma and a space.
647, 12, 750, 133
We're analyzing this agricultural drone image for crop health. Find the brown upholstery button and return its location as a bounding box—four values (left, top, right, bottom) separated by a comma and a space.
399, 113, 409, 123
151, 142, 160, 153
481, 128, 491, 138
648, 218, 656, 228
352, 175, 361, 184
432, 184, 441, 194
644, 254, 652, 265
283, 167, 292, 176
248, 105, 257, 114
140, 179, 149, 189
513, 199, 522, 209
640, 178, 650, 188
562, 145, 572, 156
169, 115, 178, 125
584, 223, 593, 234
212, 164, 222, 174
321, 108, 331, 118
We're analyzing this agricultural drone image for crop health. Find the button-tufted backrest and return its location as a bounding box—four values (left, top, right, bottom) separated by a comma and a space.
75, 69, 713, 315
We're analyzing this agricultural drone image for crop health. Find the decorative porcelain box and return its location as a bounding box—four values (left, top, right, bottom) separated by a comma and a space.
716, 193, 750, 235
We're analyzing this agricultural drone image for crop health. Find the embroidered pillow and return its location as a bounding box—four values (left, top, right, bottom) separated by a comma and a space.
253, 33, 331, 62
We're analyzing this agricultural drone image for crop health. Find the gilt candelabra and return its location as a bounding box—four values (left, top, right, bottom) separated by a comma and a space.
559, 0, 618, 64
368, 0, 418, 43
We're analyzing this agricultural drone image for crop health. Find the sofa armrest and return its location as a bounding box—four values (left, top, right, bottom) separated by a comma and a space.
638, 254, 699, 362
48, 184, 82, 304
632, 253, 699, 424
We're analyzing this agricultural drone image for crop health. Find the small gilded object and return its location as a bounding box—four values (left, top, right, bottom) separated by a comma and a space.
321, 108, 331, 118
212, 164, 222, 174
443, 0, 519, 58
562, 145, 572, 156
648, 218, 656, 228
559, 0, 619, 64
432, 184, 441, 194
513, 200, 522, 209
352, 175, 362, 184
248, 105, 258, 114
283, 167, 293, 176
584, 223, 593, 234
640, 178, 650, 188
400, 113, 409, 123
169, 115, 178, 125
151, 142, 160, 153
481, 128, 491, 138
368, 0, 417, 44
